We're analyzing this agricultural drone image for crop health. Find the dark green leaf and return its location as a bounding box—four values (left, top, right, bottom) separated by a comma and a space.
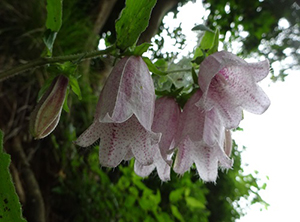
115, 0, 157, 50
0, 130, 27, 222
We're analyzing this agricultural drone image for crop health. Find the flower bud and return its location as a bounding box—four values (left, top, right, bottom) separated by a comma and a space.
30, 75, 69, 139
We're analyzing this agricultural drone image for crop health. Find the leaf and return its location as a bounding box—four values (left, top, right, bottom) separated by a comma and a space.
44, 0, 63, 53
200, 31, 215, 51
46, 0, 63, 32
170, 205, 185, 222
115, 0, 157, 50
208, 28, 220, 54
0, 130, 27, 222
169, 188, 184, 203
193, 28, 220, 62
143, 57, 168, 76
185, 197, 205, 209
69, 75, 82, 100
192, 24, 214, 33
43, 29, 58, 54
62, 88, 70, 113
133, 43, 152, 56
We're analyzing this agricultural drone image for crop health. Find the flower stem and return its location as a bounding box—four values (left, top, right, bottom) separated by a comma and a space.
0, 46, 116, 82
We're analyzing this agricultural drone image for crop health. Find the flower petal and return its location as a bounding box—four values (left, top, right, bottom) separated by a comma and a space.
97, 56, 155, 131
98, 121, 133, 167
193, 142, 232, 182
175, 90, 205, 145
248, 60, 270, 82
130, 128, 160, 166
134, 145, 171, 181
218, 66, 270, 114
197, 51, 270, 128
134, 160, 156, 177
74, 121, 101, 147
173, 137, 195, 175
206, 86, 243, 128
152, 97, 180, 161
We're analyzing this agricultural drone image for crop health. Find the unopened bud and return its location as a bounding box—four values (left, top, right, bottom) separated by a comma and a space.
30, 75, 69, 139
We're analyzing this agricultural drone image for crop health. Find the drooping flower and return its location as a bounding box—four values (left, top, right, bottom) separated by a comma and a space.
174, 90, 233, 182
30, 75, 69, 139
134, 97, 180, 181
196, 51, 271, 129
75, 56, 160, 167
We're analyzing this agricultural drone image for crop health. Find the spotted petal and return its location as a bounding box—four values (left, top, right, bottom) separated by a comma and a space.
96, 56, 155, 131
197, 51, 270, 129
174, 90, 233, 182
134, 145, 172, 181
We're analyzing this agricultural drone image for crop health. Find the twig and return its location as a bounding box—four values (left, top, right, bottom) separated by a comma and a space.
0, 46, 116, 82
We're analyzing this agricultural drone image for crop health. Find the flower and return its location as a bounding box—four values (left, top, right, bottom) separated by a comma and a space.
134, 97, 180, 181
174, 90, 233, 182
196, 51, 270, 129
75, 56, 161, 167
30, 75, 69, 139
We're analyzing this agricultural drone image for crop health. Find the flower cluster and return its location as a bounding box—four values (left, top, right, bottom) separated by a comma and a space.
75, 51, 270, 182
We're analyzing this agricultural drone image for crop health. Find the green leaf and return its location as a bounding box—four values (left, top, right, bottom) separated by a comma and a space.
185, 197, 205, 209
46, 0, 63, 32
170, 205, 185, 222
0, 130, 27, 222
143, 57, 168, 76
62, 88, 70, 113
200, 31, 215, 51
193, 28, 220, 62
44, 0, 63, 53
133, 43, 152, 56
208, 28, 220, 54
169, 188, 184, 203
43, 29, 58, 54
192, 24, 214, 33
69, 75, 82, 100
115, 0, 157, 50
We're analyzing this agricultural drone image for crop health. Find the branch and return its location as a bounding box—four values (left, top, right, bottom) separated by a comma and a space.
0, 46, 116, 82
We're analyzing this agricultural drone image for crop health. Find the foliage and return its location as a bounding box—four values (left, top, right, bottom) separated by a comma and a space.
115, 0, 157, 51
49, 125, 266, 222
0, 130, 27, 222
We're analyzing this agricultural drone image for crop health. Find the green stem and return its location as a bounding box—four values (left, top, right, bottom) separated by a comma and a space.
166, 68, 192, 74
0, 46, 116, 82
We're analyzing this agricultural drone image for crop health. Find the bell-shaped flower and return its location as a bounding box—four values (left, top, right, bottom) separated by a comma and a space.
134, 97, 180, 181
196, 51, 270, 129
174, 90, 233, 182
75, 56, 160, 167
30, 75, 69, 139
